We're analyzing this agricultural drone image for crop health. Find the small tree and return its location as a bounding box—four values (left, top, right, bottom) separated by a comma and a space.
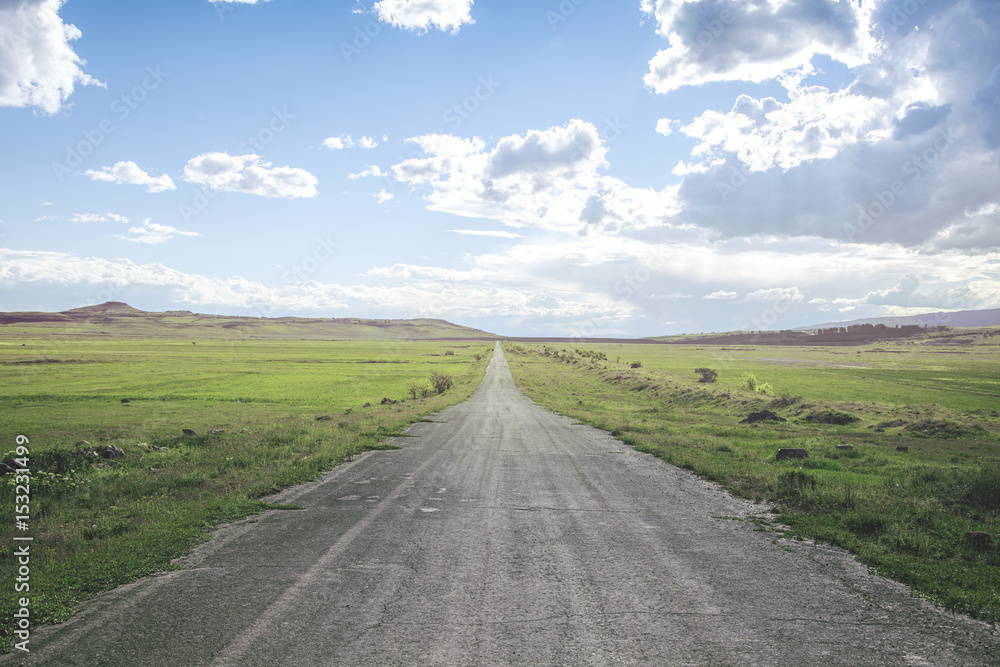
408, 382, 427, 400
429, 370, 454, 394
694, 367, 718, 383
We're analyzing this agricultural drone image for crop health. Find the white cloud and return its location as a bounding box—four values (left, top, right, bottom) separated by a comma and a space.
681, 85, 887, 173
642, 0, 875, 93
485, 118, 607, 187
704, 290, 738, 300
663, 1, 1000, 249
449, 229, 524, 238
374, 0, 473, 34
182, 152, 318, 198
746, 287, 805, 304
348, 165, 385, 179
391, 120, 680, 236
72, 212, 129, 224
655, 118, 675, 136
117, 219, 199, 244
323, 136, 348, 150
323, 134, 384, 150
86, 161, 176, 193
0, 0, 103, 114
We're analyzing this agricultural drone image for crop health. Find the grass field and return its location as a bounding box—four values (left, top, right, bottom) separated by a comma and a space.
2, 311, 999, 652
503, 335, 1000, 624
0, 330, 493, 652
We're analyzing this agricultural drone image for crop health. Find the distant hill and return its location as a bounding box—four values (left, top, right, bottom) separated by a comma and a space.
796, 308, 1000, 331
0, 302, 499, 341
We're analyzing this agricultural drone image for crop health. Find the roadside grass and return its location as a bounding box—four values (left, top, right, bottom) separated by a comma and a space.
0, 338, 493, 652
503, 341, 1000, 624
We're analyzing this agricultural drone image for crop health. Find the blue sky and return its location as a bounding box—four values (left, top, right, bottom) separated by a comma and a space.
1, 0, 998, 337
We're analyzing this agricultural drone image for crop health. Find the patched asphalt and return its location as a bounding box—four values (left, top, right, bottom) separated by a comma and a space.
8, 343, 999, 665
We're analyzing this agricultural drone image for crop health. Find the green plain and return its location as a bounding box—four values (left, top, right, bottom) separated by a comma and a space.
0, 331, 493, 652
503, 335, 1000, 625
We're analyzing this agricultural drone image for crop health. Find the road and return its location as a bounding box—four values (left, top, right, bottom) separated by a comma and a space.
9, 343, 999, 665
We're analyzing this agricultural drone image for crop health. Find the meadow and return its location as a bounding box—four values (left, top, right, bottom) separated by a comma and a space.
0, 331, 493, 652
502, 334, 1000, 625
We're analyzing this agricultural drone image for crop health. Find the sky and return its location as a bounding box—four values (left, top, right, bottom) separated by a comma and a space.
1, 0, 998, 337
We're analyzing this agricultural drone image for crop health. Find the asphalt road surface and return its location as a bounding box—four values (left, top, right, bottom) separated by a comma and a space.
9, 343, 999, 665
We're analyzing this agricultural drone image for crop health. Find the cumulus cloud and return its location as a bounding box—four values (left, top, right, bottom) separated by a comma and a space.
323, 134, 385, 150
374, 0, 474, 34
746, 287, 805, 304
117, 219, 199, 244
72, 212, 129, 224
658, 0, 1000, 250
183, 152, 318, 198
641, 0, 874, 93
86, 161, 176, 193
655, 118, 675, 136
704, 290, 738, 300
860, 273, 988, 311
680, 85, 887, 173
0, 0, 103, 114
391, 120, 679, 235
348, 165, 385, 179
484, 118, 607, 187
450, 229, 524, 238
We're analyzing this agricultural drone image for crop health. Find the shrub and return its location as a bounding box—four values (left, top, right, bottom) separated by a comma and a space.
740, 373, 774, 395
964, 465, 1000, 511
694, 367, 718, 383
444, 350, 455, 356
429, 370, 454, 394
630, 361, 642, 369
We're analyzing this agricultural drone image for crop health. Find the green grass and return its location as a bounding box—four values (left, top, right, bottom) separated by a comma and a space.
0, 335, 493, 652
503, 340, 1000, 624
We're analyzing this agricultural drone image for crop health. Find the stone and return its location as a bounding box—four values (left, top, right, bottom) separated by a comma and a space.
97, 445, 125, 459
182, 429, 198, 436
210, 429, 226, 435
776, 448, 809, 461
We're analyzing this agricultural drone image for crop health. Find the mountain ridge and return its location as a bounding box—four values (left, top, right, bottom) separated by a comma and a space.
0, 302, 499, 340
794, 308, 1000, 331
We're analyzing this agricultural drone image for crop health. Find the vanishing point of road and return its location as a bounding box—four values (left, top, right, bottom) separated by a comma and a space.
8, 344, 999, 665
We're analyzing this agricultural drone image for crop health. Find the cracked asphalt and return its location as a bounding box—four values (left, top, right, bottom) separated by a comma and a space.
9, 343, 999, 665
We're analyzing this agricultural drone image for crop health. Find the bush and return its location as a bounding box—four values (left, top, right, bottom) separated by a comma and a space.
408, 382, 428, 400
740, 373, 774, 395
740, 372, 759, 392
630, 361, 642, 369
429, 370, 454, 394
694, 367, 718, 383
